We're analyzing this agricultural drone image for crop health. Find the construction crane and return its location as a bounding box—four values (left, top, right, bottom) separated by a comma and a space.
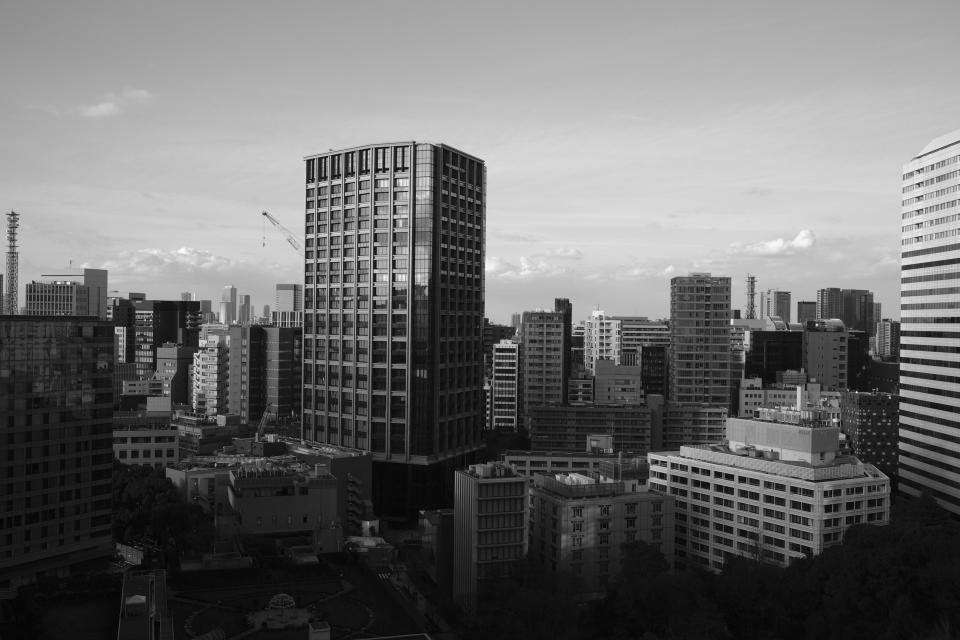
255, 403, 273, 443
261, 210, 303, 255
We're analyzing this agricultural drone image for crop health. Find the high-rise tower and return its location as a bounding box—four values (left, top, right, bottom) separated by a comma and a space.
302, 142, 485, 515
899, 129, 960, 515
5, 211, 19, 315
669, 273, 732, 405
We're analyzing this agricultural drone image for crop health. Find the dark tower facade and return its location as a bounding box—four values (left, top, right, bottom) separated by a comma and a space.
302, 142, 485, 515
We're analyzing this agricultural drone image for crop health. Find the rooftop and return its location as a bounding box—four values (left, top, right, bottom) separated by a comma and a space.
673, 444, 885, 482
916, 127, 960, 159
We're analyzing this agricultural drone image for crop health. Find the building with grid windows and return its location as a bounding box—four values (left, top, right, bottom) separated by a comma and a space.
520, 309, 567, 416
899, 129, 960, 515
649, 406, 890, 572
302, 143, 485, 515
491, 339, 520, 431
0, 316, 115, 594
528, 465, 673, 601
669, 273, 732, 406
760, 289, 792, 324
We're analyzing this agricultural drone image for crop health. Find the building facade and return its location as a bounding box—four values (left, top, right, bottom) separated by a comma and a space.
649, 407, 890, 572
113, 412, 180, 470
840, 391, 899, 487
192, 335, 229, 416
875, 319, 900, 361
528, 470, 674, 601
797, 301, 817, 325
24, 269, 109, 320
669, 273, 732, 406
528, 400, 664, 453
520, 309, 567, 414
899, 129, 960, 515
490, 339, 520, 431
0, 317, 115, 593
453, 462, 527, 614
302, 143, 485, 515
760, 289, 792, 323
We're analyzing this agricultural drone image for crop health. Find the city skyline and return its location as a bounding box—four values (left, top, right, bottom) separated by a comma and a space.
5, 2, 960, 322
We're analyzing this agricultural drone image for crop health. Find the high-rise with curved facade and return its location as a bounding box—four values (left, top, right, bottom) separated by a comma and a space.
900, 129, 960, 516
302, 142, 485, 514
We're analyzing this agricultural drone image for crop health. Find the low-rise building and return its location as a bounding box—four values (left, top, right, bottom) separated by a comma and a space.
738, 378, 841, 417
529, 469, 674, 600
529, 399, 664, 453
229, 462, 340, 552
649, 406, 890, 572
113, 411, 179, 469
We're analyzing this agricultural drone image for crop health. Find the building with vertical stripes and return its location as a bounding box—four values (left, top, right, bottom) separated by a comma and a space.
302, 143, 485, 516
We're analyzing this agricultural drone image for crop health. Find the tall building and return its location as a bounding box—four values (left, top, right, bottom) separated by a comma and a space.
238, 294, 251, 326
219, 285, 237, 325
133, 300, 201, 378
802, 319, 849, 390
760, 289, 791, 323
649, 406, 890, 572
302, 142, 485, 515
0, 317, 115, 593
816, 288, 842, 320
875, 319, 900, 361
584, 309, 620, 374
490, 339, 521, 431
618, 317, 669, 366
899, 129, 960, 515
840, 289, 875, 334
227, 325, 303, 424
520, 309, 567, 415
797, 301, 817, 325
24, 268, 109, 320
669, 273, 732, 405
554, 297, 573, 399
275, 284, 304, 312
192, 334, 229, 416
453, 462, 527, 614
840, 391, 899, 487
155, 343, 196, 405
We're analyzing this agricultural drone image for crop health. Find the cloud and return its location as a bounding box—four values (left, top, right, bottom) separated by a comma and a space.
91, 247, 236, 275
534, 247, 583, 260
729, 229, 815, 256
79, 102, 121, 118
486, 255, 574, 280
77, 87, 153, 118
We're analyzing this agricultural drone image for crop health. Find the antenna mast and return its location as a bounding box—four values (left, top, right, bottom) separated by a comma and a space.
5, 212, 19, 315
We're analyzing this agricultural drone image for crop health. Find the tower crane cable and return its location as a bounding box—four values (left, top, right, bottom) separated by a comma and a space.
261, 210, 303, 255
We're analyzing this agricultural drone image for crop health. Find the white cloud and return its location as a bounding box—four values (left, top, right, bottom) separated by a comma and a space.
486, 255, 574, 280
729, 229, 815, 256
79, 102, 120, 118
92, 247, 235, 275
77, 87, 153, 118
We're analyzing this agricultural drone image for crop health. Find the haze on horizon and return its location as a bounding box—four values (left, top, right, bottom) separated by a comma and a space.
3, 0, 959, 323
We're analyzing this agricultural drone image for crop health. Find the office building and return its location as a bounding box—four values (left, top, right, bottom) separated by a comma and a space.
238, 294, 251, 326
529, 468, 673, 601
760, 289, 791, 323
555, 298, 573, 398
24, 268, 108, 320
840, 289, 875, 334
453, 462, 527, 614
220, 285, 237, 325
899, 129, 960, 514
520, 309, 567, 414
0, 317, 115, 593
875, 319, 900, 361
302, 143, 485, 515
738, 378, 840, 417
662, 404, 727, 449
133, 300, 201, 378
155, 343, 195, 405
529, 400, 664, 453
744, 330, 804, 384
482, 318, 516, 377
113, 411, 179, 470
670, 273, 732, 405
276, 284, 304, 312
649, 406, 890, 572
490, 339, 521, 431
816, 288, 842, 320
802, 319, 849, 390
797, 301, 817, 325
840, 391, 899, 487
594, 360, 643, 405
640, 344, 668, 398
618, 317, 669, 366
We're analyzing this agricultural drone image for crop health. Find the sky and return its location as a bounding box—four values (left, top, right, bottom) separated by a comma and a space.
2, 0, 960, 324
